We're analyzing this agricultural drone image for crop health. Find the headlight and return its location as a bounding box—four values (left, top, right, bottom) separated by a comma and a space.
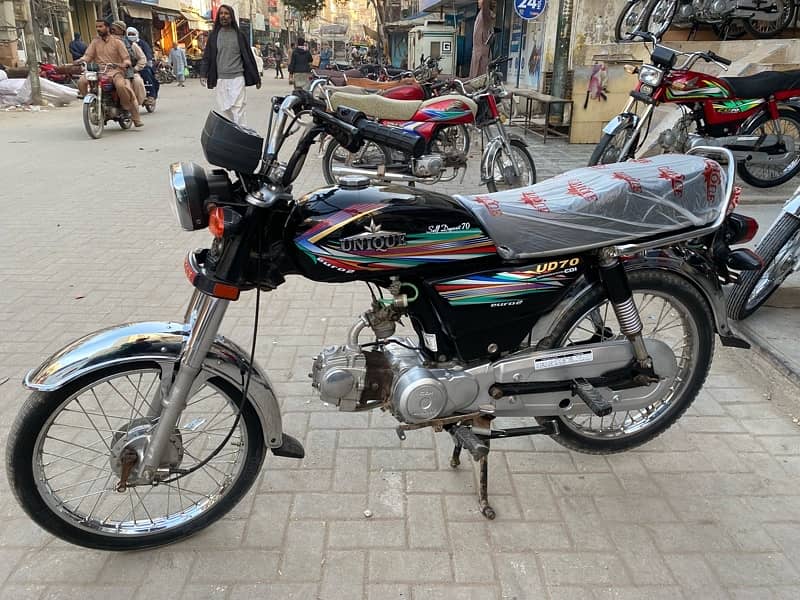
169, 162, 209, 231
638, 65, 663, 87
85, 71, 98, 81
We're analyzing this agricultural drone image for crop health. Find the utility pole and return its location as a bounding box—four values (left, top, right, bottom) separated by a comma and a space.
23, 0, 43, 105
550, 0, 573, 102
109, 0, 120, 21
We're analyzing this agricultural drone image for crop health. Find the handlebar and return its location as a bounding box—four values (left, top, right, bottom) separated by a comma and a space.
314, 106, 425, 158
630, 29, 731, 71
706, 50, 732, 66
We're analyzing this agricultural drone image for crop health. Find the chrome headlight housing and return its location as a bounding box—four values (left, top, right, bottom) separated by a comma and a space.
638, 65, 664, 88
169, 162, 209, 231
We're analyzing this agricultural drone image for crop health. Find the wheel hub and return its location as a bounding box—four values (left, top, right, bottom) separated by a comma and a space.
109, 418, 183, 486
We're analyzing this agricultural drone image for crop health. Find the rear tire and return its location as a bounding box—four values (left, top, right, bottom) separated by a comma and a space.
736, 109, 800, 188
728, 214, 800, 320
537, 270, 714, 454
743, 1, 796, 38
588, 126, 639, 166
322, 139, 392, 185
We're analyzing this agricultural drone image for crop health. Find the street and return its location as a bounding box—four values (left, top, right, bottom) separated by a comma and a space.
1, 76, 800, 599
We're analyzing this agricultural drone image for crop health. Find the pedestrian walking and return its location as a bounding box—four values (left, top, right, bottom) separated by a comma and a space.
69, 33, 87, 61
200, 4, 261, 126
469, 0, 494, 78
169, 44, 187, 87
273, 44, 284, 79
288, 37, 312, 90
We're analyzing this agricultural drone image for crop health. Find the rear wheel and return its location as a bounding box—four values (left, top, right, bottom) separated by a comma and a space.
538, 270, 714, 453
736, 109, 800, 188
145, 97, 157, 113
322, 139, 392, 185
6, 362, 266, 550
485, 139, 536, 192
119, 112, 133, 130
588, 125, 639, 166
744, 1, 796, 38
712, 19, 748, 40
82, 97, 104, 139
728, 214, 800, 320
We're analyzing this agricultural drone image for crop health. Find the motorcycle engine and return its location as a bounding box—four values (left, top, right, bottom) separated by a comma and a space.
657, 114, 695, 153
412, 154, 444, 178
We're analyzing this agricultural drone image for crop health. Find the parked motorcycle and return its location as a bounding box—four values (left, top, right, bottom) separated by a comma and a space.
589, 33, 800, 188
39, 62, 81, 87
321, 56, 535, 192
155, 60, 176, 84
81, 63, 135, 139
729, 183, 800, 318
6, 86, 762, 549
642, 0, 795, 40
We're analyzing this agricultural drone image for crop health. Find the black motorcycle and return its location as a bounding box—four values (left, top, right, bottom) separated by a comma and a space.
6, 90, 761, 550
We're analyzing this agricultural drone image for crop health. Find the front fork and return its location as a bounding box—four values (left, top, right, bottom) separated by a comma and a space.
615, 97, 654, 161
139, 290, 229, 480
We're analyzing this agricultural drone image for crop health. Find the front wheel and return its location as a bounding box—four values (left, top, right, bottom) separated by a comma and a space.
736, 109, 800, 188
82, 98, 104, 139
728, 214, 800, 320
6, 362, 266, 550
588, 125, 639, 166
322, 139, 392, 185
485, 138, 536, 193
615, 0, 648, 41
641, 0, 679, 39
538, 270, 714, 454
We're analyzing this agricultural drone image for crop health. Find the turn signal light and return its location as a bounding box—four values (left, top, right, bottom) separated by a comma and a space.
624, 64, 640, 75
209, 207, 243, 239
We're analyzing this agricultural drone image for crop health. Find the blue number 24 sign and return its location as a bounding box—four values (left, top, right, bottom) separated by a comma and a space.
514, 0, 547, 20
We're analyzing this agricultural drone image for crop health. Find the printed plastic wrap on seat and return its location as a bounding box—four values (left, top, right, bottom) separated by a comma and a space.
455, 154, 727, 259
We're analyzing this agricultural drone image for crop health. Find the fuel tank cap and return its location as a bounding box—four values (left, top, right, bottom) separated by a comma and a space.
338, 175, 371, 190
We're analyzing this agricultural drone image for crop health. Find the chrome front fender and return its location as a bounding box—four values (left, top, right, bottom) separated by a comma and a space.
24, 321, 285, 448
602, 113, 639, 136
479, 133, 527, 183
529, 254, 749, 349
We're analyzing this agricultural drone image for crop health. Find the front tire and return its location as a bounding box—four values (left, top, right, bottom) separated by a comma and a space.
82, 98, 103, 139
6, 362, 266, 550
641, 0, 679, 39
538, 270, 714, 454
736, 109, 800, 188
615, 0, 648, 41
588, 126, 639, 166
485, 139, 536, 192
728, 214, 800, 320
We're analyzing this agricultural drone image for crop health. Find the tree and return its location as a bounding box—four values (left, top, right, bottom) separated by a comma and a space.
284, 0, 325, 20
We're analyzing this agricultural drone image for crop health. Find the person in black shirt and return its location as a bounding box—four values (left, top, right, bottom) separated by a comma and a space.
288, 37, 312, 90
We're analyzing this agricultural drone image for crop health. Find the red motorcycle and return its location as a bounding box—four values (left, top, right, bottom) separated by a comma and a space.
590, 32, 800, 188
81, 63, 134, 139
39, 62, 81, 86
319, 56, 534, 192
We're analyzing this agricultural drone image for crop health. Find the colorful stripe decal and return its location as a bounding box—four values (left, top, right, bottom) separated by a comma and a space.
435, 270, 575, 306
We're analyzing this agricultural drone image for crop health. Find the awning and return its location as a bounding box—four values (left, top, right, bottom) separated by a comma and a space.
153, 0, 183, 20
123, 3, 153, 20
180, 10, 207, 29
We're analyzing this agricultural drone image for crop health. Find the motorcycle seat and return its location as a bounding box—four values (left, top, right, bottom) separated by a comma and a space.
722, 69, 800, 99
454, 154, 728, 260
329, 93, 477, 122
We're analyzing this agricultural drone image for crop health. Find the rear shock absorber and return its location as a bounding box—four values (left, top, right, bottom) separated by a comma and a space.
598, 249, 651, 368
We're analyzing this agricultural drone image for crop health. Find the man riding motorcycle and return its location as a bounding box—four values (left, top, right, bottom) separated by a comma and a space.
110, 21, 147, 110
126, 26, 159, 104
74, 18, 143, 127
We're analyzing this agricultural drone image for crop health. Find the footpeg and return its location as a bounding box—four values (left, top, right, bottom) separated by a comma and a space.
572, 378, 613, 417
448, 426, 489, 461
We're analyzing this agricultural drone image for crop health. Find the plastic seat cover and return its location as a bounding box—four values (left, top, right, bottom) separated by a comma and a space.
455, 154, 728, 259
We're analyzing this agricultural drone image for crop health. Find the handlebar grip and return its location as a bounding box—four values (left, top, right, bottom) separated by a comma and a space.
355, 118, 425, 158
708, 51, 732, 66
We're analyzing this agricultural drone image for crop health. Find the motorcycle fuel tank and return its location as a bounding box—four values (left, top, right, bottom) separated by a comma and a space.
292, 182, 498, 282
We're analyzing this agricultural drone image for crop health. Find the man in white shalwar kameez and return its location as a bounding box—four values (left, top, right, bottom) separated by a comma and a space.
200, 4, 261, 126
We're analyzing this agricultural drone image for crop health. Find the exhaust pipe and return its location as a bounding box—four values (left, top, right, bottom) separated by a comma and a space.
331, 165, 421, 183
690, 134, 797, 167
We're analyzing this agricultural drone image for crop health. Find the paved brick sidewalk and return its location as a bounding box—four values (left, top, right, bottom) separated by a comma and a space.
1, 79, 799, 599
